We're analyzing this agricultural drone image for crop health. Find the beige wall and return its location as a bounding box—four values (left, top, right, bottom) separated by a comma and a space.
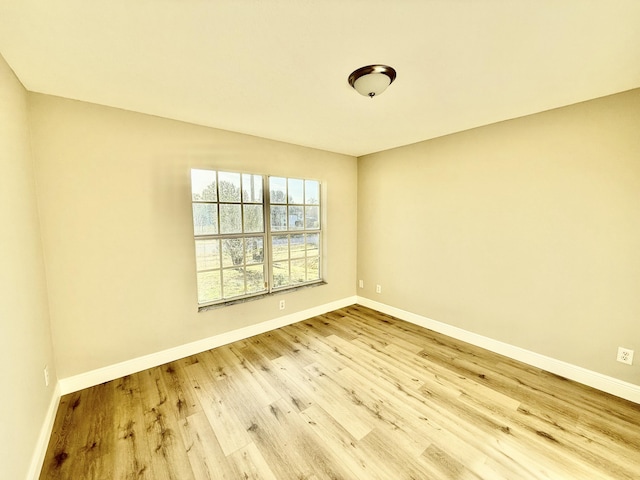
28, 94, 358, 379
0, 56, 56, 479
6, 64, 639, 476
358, 89, 640, 385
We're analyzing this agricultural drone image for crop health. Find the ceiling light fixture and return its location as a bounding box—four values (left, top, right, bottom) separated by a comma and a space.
348, 64, 397, 98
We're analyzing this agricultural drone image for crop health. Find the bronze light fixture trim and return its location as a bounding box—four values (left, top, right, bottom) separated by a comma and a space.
348, 65, 397, 98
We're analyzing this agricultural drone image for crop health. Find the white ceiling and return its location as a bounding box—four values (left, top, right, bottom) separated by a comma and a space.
1, 1, 639, 157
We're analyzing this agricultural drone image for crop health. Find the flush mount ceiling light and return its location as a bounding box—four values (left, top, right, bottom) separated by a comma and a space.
348, 64, 397, 98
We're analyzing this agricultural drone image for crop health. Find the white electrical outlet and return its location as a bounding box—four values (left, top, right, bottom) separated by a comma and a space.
358, 280, 364, 289
376, 284, 382, 294
279, 299, 285, 310
617, 347, 634, 365
44, 365, 50, 387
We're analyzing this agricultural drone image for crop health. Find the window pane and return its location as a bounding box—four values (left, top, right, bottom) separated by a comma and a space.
305, 180, 319, 205
218, 172, 241, 202
219, 204, 242, 234
307, 256, 320, 281
197, 270, 221, 303
270, 205, 287, 231
290, 234, 304, 259
288, 178, 304, 204
192, 170, 321, 305
305, 233, 319, 254
193, 204, 218, 235
222, 268, 245, 298
244, 204, 264, 233
272, 235, 289, 261
191, 169, 217, 202
195, 239, 220, 270
305, 206, 320, 230
273, 261, 289, 288
291, 258, 305, 284
222, 238, 244, 267
289, 206, 304, 230
245, 237, 264, 265
242, 174, 263, 203
246, 264, 265, 293
270, 177, 287, 204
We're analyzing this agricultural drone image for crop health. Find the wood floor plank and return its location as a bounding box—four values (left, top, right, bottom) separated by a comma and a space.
213, 344, 281, 408
357, 427, 444, 480
136, 367, 196, 480
184, 357, 252, 456
239, 342, 315, 413
277, 324, 343, 370
177, 411, 236, 479
226, 442, 278, 480
259, 398, 365, 480
244, 329, 297, 361
40, 382, 114, 480
269, 354, 376, 440
322, 344, 509, 476
288, 328, 544, 479
158, 358, 202, 420
72, 381, 113, 479
39, 304, 640, 479
299, 404, 402, 480
111, 374, 156, 480
232, 400, 316, 480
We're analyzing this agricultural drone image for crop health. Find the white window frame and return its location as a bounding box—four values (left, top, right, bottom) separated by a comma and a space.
191, 169, 323, 308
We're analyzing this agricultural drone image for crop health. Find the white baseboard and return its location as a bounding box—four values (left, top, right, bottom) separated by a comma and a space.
33, 295, 639, 478
357, 297, 640, 404
27, 382, 61, 480
59, 296, 358, 395
57, 293, 640, 401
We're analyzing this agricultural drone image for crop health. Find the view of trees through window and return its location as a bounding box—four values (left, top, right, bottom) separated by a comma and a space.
191, 169, 322, 305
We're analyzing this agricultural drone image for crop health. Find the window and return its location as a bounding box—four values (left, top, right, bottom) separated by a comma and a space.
191, 169, 322, 307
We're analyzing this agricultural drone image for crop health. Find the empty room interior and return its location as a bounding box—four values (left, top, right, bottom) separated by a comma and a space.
1, 2, 639, 479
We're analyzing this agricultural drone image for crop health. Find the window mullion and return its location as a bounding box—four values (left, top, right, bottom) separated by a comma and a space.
264, 175, 273, 293
239, 175, 246, 296
215, 171, 222, 235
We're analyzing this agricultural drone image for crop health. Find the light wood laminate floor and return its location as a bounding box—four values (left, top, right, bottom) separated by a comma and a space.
40, 305, 640, 479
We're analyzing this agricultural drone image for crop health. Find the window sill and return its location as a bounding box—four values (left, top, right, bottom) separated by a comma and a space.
197, 280, 327, 312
